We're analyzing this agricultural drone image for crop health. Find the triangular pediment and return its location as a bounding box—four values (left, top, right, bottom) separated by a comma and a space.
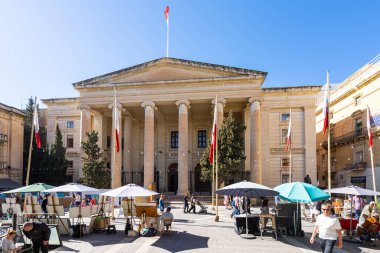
73, 58, 266, 88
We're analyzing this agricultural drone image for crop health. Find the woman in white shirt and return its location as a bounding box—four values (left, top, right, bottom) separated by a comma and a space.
1, 229, 19, 253
310, 202, 343, 253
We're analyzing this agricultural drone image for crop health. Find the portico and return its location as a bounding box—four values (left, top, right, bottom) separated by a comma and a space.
43, 57, 319, 191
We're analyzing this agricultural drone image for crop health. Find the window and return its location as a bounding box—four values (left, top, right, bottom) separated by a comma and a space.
67, 161, 74, 175
281, 174, 290, 184
107, 136, 111, 148
171, 131, 178, 149
281, 157, 290, 167
281, 113, 290, 122
198, 130, 207, 148
67, 121, 74, 128
281, 129, 288, 144
355, 151, 363, 163
66, 135, 74, 148
355, 96, 361, 106
355, 118, 362, 136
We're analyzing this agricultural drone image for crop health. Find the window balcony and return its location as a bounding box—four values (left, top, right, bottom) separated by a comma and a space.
345, 162, 367, 171
321, 127, 367, 149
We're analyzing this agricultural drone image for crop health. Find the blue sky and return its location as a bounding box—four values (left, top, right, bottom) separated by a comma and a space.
0, 1, 379, 109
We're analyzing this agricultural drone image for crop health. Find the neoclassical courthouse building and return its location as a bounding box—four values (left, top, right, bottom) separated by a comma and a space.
42, 58, 319, 194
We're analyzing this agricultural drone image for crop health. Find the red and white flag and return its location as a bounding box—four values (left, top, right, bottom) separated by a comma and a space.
322, 72, 330, 134
285, 110, 292, 151
209, 96, 218, 164
33, 103, 41, 148
114, 88, 120, 153
367, 105, 373, 149
164, 6, 169, 26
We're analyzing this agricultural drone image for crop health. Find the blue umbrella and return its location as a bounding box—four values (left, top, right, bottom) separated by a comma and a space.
274, 182, 330, 203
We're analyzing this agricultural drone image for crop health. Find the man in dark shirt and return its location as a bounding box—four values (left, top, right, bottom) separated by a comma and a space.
22, 221, 51, 253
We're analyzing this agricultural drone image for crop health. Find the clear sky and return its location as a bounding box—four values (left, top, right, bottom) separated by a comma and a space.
0, 0, 379, 109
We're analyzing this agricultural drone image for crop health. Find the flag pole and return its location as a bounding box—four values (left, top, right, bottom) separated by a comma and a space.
25, 96, 37, 187
211, 153, 215, 211
367, 106, 377, 202
370, 148, 377, 202
215, 98, 219, 222
327, 72, 331, 190
167, 16, 169, 57
289, 108, 292, 183
112, 86, 117, 219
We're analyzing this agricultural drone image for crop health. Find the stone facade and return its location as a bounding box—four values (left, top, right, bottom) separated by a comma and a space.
316, 56, 380, 190
0, 103, 24, 184
42, 57, 319, 192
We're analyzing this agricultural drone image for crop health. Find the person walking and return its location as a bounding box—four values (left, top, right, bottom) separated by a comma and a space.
158, 194, 165, 212
183, 193, 189, 213
310, 202, 343, 253
22, 221, 51, 253
352, 195, 364, 220
188, 195, 196, 213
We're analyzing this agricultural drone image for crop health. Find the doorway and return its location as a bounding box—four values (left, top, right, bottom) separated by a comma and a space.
167, 163, 178, 194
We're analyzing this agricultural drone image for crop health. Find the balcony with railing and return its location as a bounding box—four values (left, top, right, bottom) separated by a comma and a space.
345, 162, 367, 171
0, 134, 8, 143
322, 127, 367, 149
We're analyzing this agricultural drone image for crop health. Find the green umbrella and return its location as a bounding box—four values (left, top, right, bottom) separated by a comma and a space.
2, 183, 55, 194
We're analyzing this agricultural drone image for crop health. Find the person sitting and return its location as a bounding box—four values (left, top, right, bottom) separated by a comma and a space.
90, 196, 97, 206
230, 197, 240, 218
1, 229, 20, 253
358, 201, 378, 227
161, 207, 174, 231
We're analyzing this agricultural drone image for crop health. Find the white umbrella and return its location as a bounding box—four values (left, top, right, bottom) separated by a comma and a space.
43, 183, 100, 193
216, 180, 279, 239
100, 184, 159, 198
325, 185, 380, 196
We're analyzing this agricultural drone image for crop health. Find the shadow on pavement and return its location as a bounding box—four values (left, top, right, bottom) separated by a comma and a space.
151, 231, 209, 252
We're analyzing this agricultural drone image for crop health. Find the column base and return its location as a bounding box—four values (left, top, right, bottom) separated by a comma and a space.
176, 189, 189, 196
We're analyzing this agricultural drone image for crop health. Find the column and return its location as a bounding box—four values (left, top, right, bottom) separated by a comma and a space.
176, 100, 190, 195
78, 104, 91, 180
304, 106, 317, 183
123, 115, 133, 183
109, 102, 122, 188
249, 98, 262, 184
141, 101, 155, 188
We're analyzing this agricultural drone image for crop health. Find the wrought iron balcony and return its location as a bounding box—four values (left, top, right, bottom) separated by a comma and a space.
345, 162, 367, 171
321, 127, 367, 149
0, 134, 8, 143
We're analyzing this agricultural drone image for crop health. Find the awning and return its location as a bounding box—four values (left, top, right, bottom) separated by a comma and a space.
0, 178, 22, 191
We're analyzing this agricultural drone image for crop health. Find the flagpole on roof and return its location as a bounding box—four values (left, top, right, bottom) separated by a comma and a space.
367, 105, 377, 202
164, 6, 170, 57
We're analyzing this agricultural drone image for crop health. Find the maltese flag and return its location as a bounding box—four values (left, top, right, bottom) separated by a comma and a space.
322, 72, 330, 134
114, 88, 120, 153
209, 96, 218, 164
164, 6, 169, 26
367, 105, 373, 149
33, 104, 41, 148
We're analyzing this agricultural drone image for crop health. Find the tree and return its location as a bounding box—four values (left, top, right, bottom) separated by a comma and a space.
200, 111, 246, 185
81, 131, 110, 188
39, 125, 68, 185
22, 97, 45, 184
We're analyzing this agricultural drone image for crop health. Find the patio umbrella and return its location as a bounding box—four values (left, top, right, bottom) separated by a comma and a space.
216, 180, 279, 239
274, 182, 330, 236
2, 183, 55, 194
325, 185, 380, 239
274, 182, 330, 203
43, 183, 100, 193
100, 184, 159, 198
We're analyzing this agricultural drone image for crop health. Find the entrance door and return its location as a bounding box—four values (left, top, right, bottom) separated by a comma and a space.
167, 163, 178, 193
194, 164, 211, 193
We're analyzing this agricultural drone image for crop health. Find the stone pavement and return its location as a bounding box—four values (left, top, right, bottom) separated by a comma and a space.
50, 205, 379, 253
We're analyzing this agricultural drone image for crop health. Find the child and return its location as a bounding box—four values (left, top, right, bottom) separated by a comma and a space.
1, 229, 20, 253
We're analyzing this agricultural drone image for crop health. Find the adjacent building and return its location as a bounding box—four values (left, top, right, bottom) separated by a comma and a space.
42, 57, 319, 193
0, 103, 24, 190
316, 55, 380, 190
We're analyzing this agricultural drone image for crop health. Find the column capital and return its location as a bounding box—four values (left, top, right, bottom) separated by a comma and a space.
141, 101, 156, 108
175, 99, 190, 108
108, 103, 122, 109
78, 104, 91, 110
248, 97, 261, 104
211, 98, 227, 106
